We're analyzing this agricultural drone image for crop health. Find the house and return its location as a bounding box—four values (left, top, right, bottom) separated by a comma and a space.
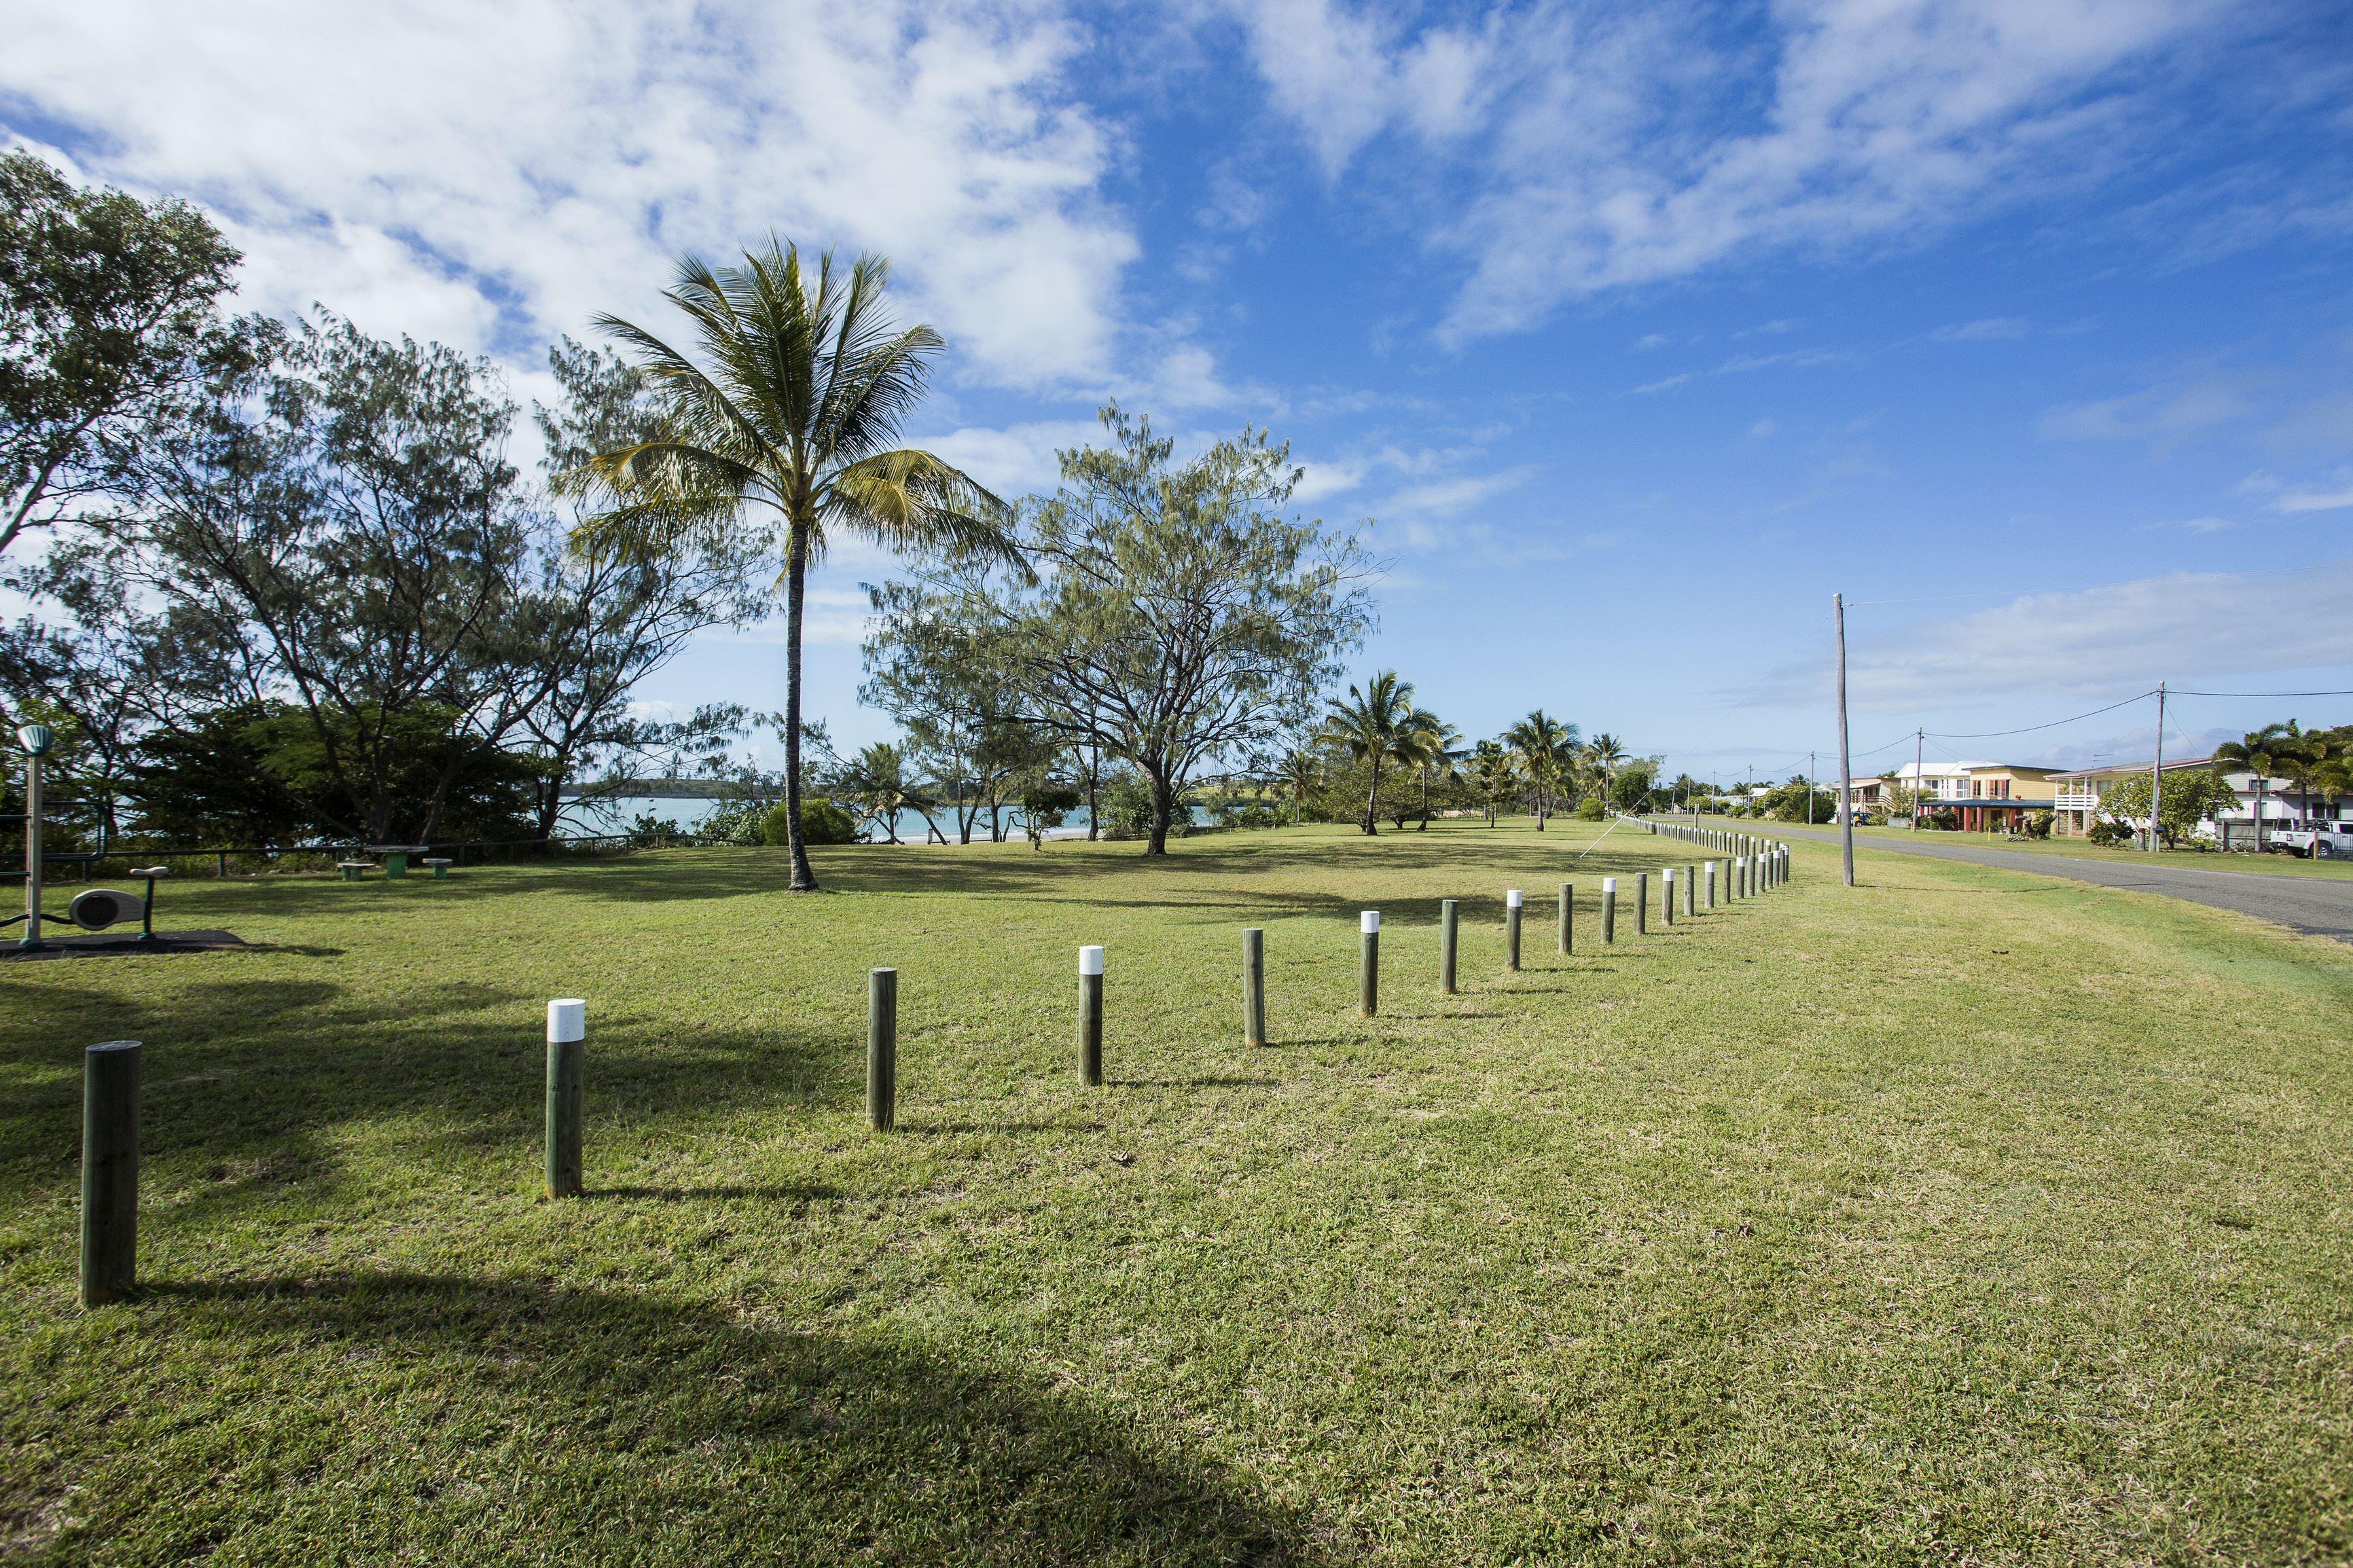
1878, 760, 2060, 831
2051, 754, 2353, 843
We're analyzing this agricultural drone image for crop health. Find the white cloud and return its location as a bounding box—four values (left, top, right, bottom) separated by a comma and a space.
2272, 486, 2353, 513
1747, 418, 1780, 439
1384, 469, 1534, 517
1753, 562, 2353, 708
916, 419, 1102, 495
2, 0, 1138, 388
1932, 316, 2031, 341
1228, 0, 2232, 340
1632, 373, 1691, 395
2038, 378, 2252, 441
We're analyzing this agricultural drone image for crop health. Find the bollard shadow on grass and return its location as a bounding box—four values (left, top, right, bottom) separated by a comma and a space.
88, 1273, 1329, 1565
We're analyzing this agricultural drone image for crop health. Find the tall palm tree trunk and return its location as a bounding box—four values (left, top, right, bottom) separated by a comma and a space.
1364, 769, 1380, 835
783, 525, 817, 891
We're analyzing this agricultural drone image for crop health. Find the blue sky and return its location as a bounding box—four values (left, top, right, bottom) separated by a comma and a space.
8, 0, 2352, 785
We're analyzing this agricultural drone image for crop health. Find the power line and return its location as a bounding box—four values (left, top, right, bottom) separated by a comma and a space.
2170, 687, 2353, 698
1923, 690, 2155, 740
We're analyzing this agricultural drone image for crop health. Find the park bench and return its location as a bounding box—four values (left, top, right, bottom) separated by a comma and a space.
422, 858, 454, 879
337, 861, 372, 881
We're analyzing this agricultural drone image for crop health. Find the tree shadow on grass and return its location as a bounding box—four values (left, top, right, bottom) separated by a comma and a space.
70, 1273, 1329, 1565
0, 976, 862, 1226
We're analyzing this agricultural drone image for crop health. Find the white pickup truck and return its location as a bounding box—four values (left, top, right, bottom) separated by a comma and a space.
2271, 825, 2353, 858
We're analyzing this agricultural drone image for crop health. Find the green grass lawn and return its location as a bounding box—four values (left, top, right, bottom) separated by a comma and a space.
5, 822, 2350, 1564
1784, 821, 2353, 879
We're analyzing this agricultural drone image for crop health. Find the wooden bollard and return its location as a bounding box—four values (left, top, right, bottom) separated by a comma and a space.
1079, 946, 1104, 1084
867, 968, 897, 1131
1243, 928, 1266, 1046
1558, 882, 1573, 955
1505, 889, 1523, 972
1662, 867, 1676, 925
1601, 877, 1617, 943
545, 999, 585, 1199
1705, 861, 1718, 909
1683, 864, 1696, 917
1634, 873, 1648, 935
1359, 912, 1380, 1017
1439, 900, 1458, 995
81, 1040, 140, 1306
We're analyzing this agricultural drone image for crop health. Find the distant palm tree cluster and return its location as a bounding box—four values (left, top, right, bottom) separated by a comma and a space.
1280, 671, 1656, 834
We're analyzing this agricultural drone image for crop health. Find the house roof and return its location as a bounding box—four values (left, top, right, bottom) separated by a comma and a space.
2047, 754, 2216, 781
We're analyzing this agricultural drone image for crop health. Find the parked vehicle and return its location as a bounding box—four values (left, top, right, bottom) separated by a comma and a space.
2273, 826, 2353, 858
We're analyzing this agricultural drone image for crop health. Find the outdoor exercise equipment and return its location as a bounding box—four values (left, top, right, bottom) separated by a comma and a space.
7, 727, 170, 948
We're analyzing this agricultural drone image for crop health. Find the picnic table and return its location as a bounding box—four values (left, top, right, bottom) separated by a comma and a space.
365, 844, 432, 879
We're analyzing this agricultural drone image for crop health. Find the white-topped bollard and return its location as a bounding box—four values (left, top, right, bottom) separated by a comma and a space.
1079, 946, 1104, 1084
545, 999, 586, 1199
1359, 911, 1381, 1017
1601, 877, 1617, 943
1505, 888, 1524, 972
1662, 867, 1676, 925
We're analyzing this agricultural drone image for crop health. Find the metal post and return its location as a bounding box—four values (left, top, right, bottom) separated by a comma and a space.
81, 1040, 139, 1306
545, 999, 584, 1199
1242, 928, 1265, 1046
1078, 947, 1104, 1084
867, 968, 897, 1131
1439, 900, 1458, 995
1505, 889, 1522, 971
1601, 877, 1617, 943
1557, 883, 1573, 955
20, 746, 44, 951
1359, 912, 1380, 1017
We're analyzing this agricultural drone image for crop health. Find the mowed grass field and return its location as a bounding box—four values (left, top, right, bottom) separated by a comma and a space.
3, 821, 2350, 1565
1831, 822, 2353, 880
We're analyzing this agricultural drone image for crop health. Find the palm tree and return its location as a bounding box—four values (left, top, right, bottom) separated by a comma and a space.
839, 741, 939, 844
1470, 740, 1514, 826
1506, 710, 1577, 828
1585, 733, 1628, 812
572, 240, 1017, 891
1320, 671, 1422, 835
1405, 712, 1462, 831
1276, 747, 1322, 824
2213, 722, 2296, 852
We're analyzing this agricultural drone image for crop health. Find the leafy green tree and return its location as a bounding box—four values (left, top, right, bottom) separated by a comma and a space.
573, 241, 1013, 890
931, 403, 1371, 854
1319, 671, 1425, 835
1, 151, 241, 558
116, 312, 533, 843
2100, 768, 2235, 847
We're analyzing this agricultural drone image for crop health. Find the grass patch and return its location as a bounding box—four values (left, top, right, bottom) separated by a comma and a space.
4, 822, 2351, 1563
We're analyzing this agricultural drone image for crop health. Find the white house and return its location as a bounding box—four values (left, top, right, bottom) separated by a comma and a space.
2049, 755, 2351, 844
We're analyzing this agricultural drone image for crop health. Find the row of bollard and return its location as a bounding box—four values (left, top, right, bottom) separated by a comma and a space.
71, 847, 1798, 1302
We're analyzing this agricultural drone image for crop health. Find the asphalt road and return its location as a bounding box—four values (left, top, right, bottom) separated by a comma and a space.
1750, 825, 2353, 944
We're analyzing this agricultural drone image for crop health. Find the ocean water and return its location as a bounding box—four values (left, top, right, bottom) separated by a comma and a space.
567, 796, 1124, 843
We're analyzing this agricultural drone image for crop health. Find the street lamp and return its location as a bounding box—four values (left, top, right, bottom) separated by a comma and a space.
17, 724, 52, 951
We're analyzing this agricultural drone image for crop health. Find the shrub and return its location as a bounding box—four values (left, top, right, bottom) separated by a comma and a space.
2025, 810, 2055, 839
757, 798, 859, 846
1573, 793, 1607, 821
2087, 816, 2132, 847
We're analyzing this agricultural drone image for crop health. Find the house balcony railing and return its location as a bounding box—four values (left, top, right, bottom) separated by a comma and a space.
2052, 790, 2100, 810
